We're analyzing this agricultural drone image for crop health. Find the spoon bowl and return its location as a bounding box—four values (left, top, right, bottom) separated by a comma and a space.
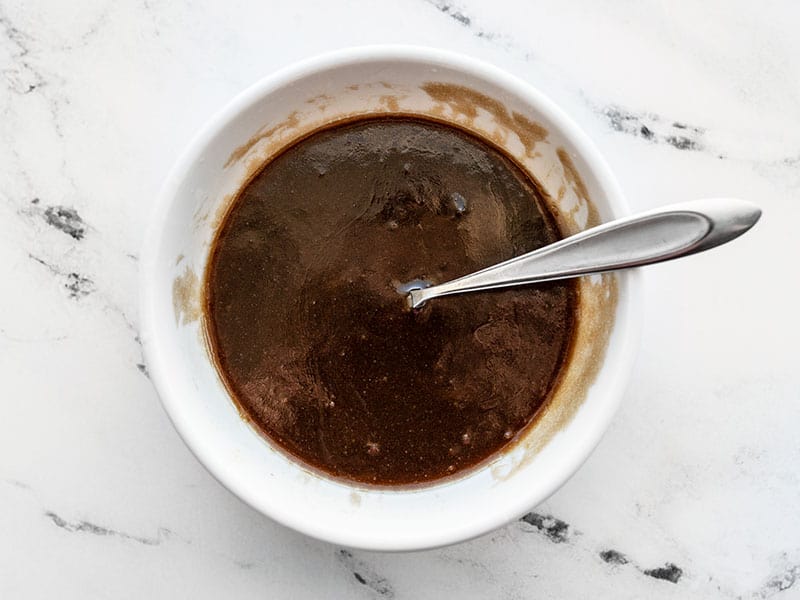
140, 45, 645, 551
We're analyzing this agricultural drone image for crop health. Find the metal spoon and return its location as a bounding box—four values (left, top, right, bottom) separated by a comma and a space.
407, 198, 761, 308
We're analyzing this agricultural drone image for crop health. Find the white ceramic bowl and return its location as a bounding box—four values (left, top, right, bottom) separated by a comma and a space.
140, 46, 642, 551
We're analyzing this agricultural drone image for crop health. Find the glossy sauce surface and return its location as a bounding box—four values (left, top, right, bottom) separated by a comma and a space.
206, 117, 576, 485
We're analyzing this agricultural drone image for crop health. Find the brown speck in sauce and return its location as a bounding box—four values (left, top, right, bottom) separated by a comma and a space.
205, 117, 576, 485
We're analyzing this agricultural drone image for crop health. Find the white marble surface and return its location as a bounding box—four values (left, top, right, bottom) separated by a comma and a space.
1, 0, 799, 597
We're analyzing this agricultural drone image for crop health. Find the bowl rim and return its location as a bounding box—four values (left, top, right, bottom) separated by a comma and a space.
139, 44, 643, 551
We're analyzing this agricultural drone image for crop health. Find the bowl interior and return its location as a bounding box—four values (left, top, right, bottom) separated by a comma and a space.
141, 47, 640, 551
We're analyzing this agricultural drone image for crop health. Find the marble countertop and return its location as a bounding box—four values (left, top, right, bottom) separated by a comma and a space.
2, 1, 799, 598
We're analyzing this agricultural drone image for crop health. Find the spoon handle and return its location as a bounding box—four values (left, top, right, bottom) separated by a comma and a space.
409, 198, 761, 308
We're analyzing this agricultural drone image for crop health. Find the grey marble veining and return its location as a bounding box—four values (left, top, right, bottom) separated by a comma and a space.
1, 1, 799, 598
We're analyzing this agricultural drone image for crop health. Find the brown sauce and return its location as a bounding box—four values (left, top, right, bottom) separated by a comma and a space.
205, 117, 576, 485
